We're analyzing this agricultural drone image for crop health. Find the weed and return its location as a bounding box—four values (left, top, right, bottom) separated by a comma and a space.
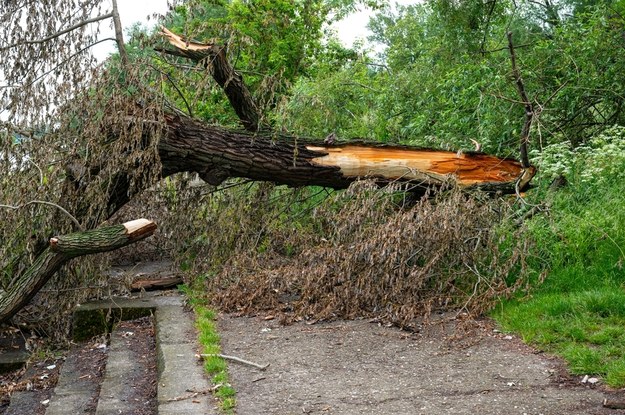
180, 284, 235, 414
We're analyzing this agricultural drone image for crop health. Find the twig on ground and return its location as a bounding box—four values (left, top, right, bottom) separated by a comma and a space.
166, 387, 213, 402
200, 353, 270, 370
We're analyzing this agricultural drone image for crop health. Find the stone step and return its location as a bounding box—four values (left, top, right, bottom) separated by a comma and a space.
45, 344, 104, 415
95, 317, 156, 415
156, 305, 216, 414
45, 292, 218, 415
0, 335, 29, 374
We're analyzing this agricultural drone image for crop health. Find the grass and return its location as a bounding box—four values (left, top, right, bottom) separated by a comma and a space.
495, 289, 625, 386
494, 169, 625, 387
179, 284, 235, 413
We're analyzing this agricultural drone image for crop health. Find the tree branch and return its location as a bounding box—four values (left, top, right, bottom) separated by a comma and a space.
507, 31, 533, 168
0, 200, 83, 231
158, 27, 261, 132
0, 219, 157, 324
0, 12, 114, 51
111, 0, 129, 67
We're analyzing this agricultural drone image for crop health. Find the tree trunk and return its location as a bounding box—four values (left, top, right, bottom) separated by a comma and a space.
155, 28, 535, 194
0, 219, 156, 324
159, 115, 535, 192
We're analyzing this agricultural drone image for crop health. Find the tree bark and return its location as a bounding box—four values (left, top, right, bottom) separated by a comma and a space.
0, 219, 157, 324
155, 27, 535, 193
159, 115, 535, 192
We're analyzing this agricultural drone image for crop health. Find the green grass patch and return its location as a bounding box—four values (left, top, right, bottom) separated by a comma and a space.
179, 284, 235, 413
496, 285, 625, 387
494, 164, 625, 387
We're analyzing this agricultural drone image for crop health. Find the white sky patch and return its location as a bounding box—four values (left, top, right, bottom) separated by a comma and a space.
91, 0, 171, 61
332, 0, 420, 49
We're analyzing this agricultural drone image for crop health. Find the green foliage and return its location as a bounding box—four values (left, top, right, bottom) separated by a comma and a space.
277, 0, 625, 157
157, 0, 380, 126
495, 141, 625, 386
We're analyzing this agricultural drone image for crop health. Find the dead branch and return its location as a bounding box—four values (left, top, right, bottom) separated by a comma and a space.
111, 0, 128, 67
158, 27, 260, 131
0, 200, 83, 230
0, 13, 114, 51
507, 31, 533, 168
200, 353, 270, 370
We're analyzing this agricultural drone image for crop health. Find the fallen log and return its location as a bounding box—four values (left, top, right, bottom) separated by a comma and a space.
159, 115, 536, 193
131, 276, 183, 291
0, 219, 157, 324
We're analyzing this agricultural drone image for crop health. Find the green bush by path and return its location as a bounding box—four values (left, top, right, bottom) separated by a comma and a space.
495, 132, 625, 387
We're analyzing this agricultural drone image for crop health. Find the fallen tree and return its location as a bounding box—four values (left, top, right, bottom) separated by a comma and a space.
155, 27, 535, 193
160, 115, 535, 192
0, 18, 537, 324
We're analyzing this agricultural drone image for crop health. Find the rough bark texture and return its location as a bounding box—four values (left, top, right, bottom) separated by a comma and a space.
0, 219, 156, 324
155, 27, 535, 193
159, 115, 533, 192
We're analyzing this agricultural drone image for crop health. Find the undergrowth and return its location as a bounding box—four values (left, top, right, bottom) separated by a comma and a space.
495, 131, 625, 387
163, 179, 530, 329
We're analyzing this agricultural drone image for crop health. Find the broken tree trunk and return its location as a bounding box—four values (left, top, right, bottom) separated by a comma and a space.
154, 27, 535, 193
0, 219, 157, 324
159, 115, 535, 192
159, 27, 260, 132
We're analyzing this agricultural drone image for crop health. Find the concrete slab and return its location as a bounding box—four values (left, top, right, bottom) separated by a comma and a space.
155, 304, 217, 414
0, 335, 29, 373
0, 350, 29, 373
46, 346, 105, 415
48, 291, 217, 415
95, 321, 155, 415
72, 291, 183, 341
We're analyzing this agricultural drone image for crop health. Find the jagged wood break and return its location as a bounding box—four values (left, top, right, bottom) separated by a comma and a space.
159, 115, 535, 192
158, 29, 536, 193
0, 219, 157, 324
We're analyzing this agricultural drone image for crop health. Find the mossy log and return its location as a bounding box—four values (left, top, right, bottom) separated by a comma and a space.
0, 219, 157, 324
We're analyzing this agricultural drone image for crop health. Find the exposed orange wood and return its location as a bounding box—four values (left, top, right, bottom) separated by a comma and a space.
160, 27, 215, 52
306, 145, 524, 186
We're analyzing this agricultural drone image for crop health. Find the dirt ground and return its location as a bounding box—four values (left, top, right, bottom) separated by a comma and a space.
219, 315, 624, 415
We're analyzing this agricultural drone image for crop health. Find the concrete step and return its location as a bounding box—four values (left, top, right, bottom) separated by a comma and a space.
0, 334, 29, 374
45, 344, 104, 415
45, 291, 218, 415
95, 317, 156, 415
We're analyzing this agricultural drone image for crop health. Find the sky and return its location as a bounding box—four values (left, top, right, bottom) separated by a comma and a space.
92, 0, 418, 61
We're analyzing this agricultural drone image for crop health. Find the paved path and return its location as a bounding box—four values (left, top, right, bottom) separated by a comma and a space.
219, 316, 618, 415
46, 292, 218, 415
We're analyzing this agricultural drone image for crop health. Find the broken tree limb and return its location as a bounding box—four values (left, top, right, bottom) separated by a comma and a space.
158, 27, 260, 132
159, 115, 534, 193
152, 27, 535, 193
507, 31, 533, 168
0, 219, 157, 324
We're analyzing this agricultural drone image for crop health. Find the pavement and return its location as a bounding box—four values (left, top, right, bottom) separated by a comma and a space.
219, 316, 622, 415
46, 291, 218, 415
3, 258, 624, 415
